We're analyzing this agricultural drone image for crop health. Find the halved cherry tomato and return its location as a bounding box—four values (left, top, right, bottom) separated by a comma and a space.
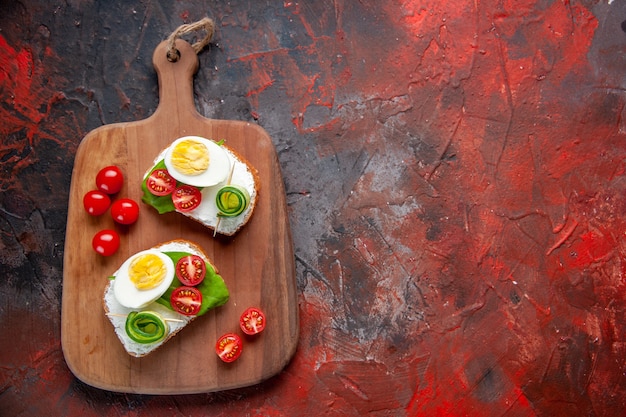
215, 333, 243, 363
92, 229, 120, 256
176, 255, 206, 286
96, 165, 124, 194
170, 286, 202, 316
83, 190, 111, 216
240, 307, 266, 335
172, 185, 202, 212
146, 169, 176, 196
111, 198, 140, 225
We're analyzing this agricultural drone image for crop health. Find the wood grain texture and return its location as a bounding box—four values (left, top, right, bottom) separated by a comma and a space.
61, 39, 298, 394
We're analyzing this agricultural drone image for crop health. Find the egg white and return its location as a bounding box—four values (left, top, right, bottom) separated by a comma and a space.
164, 136, 231, 187
113, 249, 175, 309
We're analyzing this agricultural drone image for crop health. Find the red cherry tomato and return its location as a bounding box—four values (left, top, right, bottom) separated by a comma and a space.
83, 190, 111, 216
239, 307, 266, 335
92, 229, 120, 256
175, 255, 206, 286
170, 286, 202, 316
146, 169, 176, 196
172, 185, 202, 212
96, 165, 124, 194
215, 333, 243, 363
111, 198, 139, 225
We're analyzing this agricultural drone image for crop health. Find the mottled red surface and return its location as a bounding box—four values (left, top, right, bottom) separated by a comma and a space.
1, 1, 625, 416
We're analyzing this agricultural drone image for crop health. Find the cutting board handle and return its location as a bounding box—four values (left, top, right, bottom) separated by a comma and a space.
150, 39, 201, 121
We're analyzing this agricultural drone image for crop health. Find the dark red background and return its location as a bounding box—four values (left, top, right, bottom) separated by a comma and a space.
1, 1, 625, 415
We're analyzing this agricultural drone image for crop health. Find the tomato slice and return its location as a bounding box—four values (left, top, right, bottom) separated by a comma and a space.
96, 165, 124, 194
170, 286, 202, 316
215, 333, 243, 363
239, 307, 266, 335
147, 169, 176, 196
175, 255, 206, 286
172, 185, 202, 212
83, 190, 111, 216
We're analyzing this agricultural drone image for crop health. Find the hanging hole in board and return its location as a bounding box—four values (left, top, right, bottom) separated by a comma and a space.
167, 48, 181, 62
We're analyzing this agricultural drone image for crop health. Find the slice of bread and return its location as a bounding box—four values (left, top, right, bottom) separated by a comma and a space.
103, 240, 227, 357
142, 137, 259, 236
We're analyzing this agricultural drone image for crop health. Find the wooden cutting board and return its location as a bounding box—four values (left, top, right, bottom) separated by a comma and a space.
61, 39, 298, 394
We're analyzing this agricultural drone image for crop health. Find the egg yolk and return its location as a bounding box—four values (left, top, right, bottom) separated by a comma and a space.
129, 254, 167, 290
170, 139, 209, 176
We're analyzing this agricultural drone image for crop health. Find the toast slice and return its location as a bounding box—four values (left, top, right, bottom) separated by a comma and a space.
141, 136, 259, 236
103, 239, 229, 357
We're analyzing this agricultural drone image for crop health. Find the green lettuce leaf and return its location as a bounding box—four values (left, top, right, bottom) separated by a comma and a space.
154, 251, 229, 316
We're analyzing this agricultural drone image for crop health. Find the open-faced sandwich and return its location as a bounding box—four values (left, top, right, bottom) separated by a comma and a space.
103, 239, 229, 357
141, 136, 259, 236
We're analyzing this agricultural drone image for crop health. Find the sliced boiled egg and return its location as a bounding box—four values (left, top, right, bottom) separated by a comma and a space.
164, 136, 231, 187
113, 249, 175, 309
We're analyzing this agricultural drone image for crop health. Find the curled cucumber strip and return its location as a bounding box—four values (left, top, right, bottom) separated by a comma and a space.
215, 185, 250, 217
125, 311, 169, 344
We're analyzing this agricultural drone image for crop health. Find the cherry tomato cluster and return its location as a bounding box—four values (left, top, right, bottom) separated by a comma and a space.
146, 168, 202, 212
84, 165, 140, 256
169, 255, 207, 316
215, 307, 266, 363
